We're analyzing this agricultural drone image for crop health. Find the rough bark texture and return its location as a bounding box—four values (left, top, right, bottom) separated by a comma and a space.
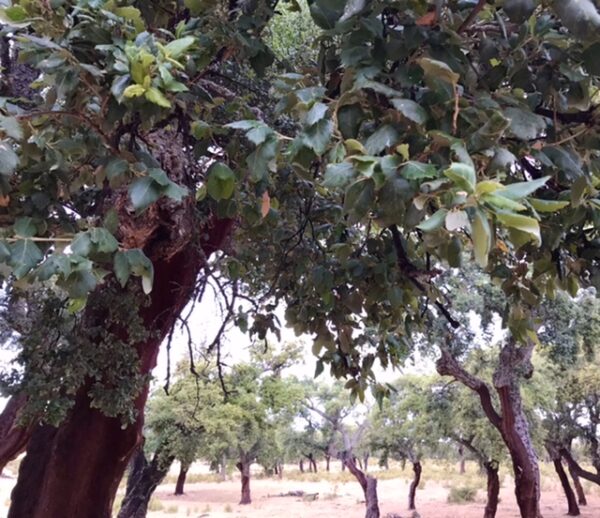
237, 459, 252, 505
408, 461, 422, 511
484, 461, 500, 518
0, 394, 33, 474
117, 446, 173, 518
437, 341, 543, 518
174, 463, 189, 496
344, 456, 379, 518
7, 217, 233, 518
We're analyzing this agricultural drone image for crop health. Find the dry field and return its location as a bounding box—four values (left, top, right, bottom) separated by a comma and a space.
2, 461, 600, 518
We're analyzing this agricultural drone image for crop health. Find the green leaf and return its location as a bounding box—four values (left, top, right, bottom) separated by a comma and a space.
113, 6, 145, 33
145, 87, 171, 108
445, 210, 469, 231
0, 116, 23, 140
207, 163, 236, 200
10, 239, 43, 279
472, 208, 491, 267
417, 208, 448, 231
89, 228, 119, 253
71, 232, 92, 256
13, 217, 37, 238
323, 162, 355, 189
482, 194, 527, 212
164, 36, 196, 59
0, 140, 18, 175
528, 198, 570, 212
496, 211, 541, 244
104, 158, 129, 181
61, 270, 97, 299
306, 102, 329, 126
365, 125, 398, 155
247, 138, 279, 182
344, 178, 375, 221
303, 119, 333, 155
36, 254, 71, 281
417, 57, 459, 86
444, 162, 476, 193
504, 107, 547, 140
497, 177, 550, 200
401, 162, 438, 180
129, 177, 161, 211
391, 99, 428, 125
123, 84, 146, 98
114, 251, 131, 287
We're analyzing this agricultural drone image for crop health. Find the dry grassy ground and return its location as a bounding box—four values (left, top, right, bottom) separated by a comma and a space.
2, 460, 600, 517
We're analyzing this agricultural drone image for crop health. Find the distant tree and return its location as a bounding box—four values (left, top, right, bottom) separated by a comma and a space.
305, 382, 379, 518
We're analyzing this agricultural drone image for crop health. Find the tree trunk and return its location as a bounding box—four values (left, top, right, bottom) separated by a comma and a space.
310, 455, 318, 473
325, 454, 330, 472
568, 462, 587, 506
341, 459, 346, 471
117, 446, 174, 518
484, 461, 500, 518
220, 453, 228, 481
408, 460, 421, 511
363, 453, 369, 472
458, 445, 466, 474
437, 341, 543, 518
237, 459, 251, 505
494, 351, 542, 518
278, 463, 284, 479
547, 445, 579, 516
299, 459, 304, 473
344, 455, 379, 518
174, 463, 189, 496
7, 218, 233, 518
0, 394, 33, 474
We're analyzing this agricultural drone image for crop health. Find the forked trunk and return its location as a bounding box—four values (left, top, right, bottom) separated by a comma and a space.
237, 459, 252, 504
551, 455, 579, 516
0, 394, 33, 474
408, 460, 422, 511
117, 446, 174, 518
484, 461, 500, 518
344, 455, 379, 518
7, 219, 232, 518
174, 463, 189, 496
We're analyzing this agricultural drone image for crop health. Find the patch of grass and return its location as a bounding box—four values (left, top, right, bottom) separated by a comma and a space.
164, 504, 178, 514
164, 472, 222, 484
224, 503, 234, 512
148, 498, 164, 512
447, 486, 478, 504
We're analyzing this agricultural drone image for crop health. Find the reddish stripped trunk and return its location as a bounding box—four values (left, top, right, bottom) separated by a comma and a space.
7, 219, 232, 518
237, 459, 252, 504
483, 461, 500, 518
0, 394, 32, 474
408, 461, 422, 511
344, 456, 379, 518
174, 463, 189, 496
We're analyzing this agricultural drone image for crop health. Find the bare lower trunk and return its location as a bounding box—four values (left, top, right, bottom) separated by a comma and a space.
458, 445, 466, 474
299, 459, 304, 473
549, 452, 579, 516
174, 463, 189, 496
220, 454, 227, 481
117, 446, 174, 518
484, 461, 500, 518
344, 456, 379, 518
0, 394, 33, 474
363, 453, 369, 472
237, 460, 251, 505
278, 463, 283, 480
325, 454, 330, 472
7, 219, 232, 518
408, 461, 422, 510
568, 462, 587, 506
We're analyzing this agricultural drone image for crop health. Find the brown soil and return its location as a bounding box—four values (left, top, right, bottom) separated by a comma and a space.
1, 465, 599, 517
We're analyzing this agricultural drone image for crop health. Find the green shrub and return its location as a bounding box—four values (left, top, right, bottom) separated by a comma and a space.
447, 486, 477, 504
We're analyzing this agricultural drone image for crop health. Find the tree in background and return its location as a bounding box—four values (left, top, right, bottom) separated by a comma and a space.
305, 381, 379, 518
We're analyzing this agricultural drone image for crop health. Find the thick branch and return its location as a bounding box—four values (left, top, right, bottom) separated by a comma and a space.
436, 346, 502, 429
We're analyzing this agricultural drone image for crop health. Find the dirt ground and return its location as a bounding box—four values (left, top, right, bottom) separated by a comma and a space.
1, 463, 600, 518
